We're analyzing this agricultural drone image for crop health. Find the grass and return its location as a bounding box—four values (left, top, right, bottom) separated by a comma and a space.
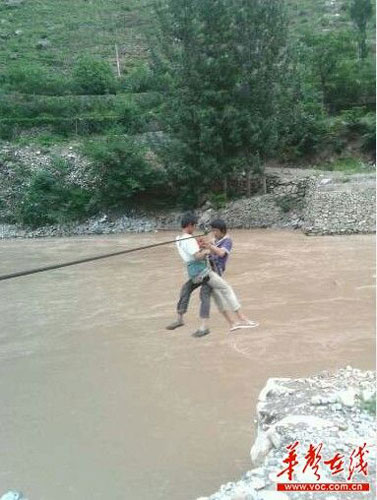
0, 0, 373, 78
287, 0, 375, 36
0, 0, 150, 74
0, 0, 374, 150
314, 157, 373, 173
0, 0, 154, 137
10, 132, 71, 148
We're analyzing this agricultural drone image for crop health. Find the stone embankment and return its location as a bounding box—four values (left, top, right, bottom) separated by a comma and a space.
0, 142, 375, 238
198, 367, 376, 500
203, 168, 375, 235
302, 174, 376, 235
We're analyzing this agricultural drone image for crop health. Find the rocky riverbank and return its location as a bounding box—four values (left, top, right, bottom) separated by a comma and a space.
198, 367, 376, 500
0, 141, 375, 238
1, 168, 375, 239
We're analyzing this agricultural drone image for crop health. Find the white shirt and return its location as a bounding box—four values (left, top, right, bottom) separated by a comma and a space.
176, 233, 199, 263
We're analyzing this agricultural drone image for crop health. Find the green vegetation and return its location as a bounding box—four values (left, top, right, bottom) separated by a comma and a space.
0, 0, 149, 72
3, 157, 93, 227
152, 0, 296, 204
72, 56, 117, 95
361, 395, 376, 416
350, 0, 374, 59
2, 137, 165, 227
0, 0, 374, 225
82, 136, 165, 209
314, 157, 371, 173
302, 30, 375, 111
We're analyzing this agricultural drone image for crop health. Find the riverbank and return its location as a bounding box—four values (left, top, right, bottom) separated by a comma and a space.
199, 367, 376, 500
0, 167, 375, 239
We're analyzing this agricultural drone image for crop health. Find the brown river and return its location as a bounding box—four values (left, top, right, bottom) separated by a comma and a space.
0, 230, 375, 500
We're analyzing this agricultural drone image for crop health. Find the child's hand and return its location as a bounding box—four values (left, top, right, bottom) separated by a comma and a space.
197, 237, 207, 248
198, 247, 210, 255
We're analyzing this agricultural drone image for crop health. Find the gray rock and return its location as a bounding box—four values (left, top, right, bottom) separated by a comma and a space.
3, 0, 25, 7
361, 389, 375, 403
337, 389, 356, 407
337, 422, 349, 431
0, 492, 26, 500
258, 492, 288, 500
36, 39, 51, 49
251, 477, 266, 490
201, 367, 376, 500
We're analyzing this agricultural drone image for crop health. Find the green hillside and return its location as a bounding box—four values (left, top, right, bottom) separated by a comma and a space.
0, 0, 374, 144
0, 0, 374, 88
0, 0, 374, 227
0, 0, 149, 73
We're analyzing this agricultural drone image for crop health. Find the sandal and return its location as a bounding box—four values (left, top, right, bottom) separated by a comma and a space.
230, 320, 259, 332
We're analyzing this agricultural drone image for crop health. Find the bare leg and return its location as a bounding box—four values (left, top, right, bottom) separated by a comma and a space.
207, 273, 258, 330
212, 288, 237, 328
221, 310, 236, 327
199, 318, 209, 330
230, 308, 258, 330
235, 309, 250, 323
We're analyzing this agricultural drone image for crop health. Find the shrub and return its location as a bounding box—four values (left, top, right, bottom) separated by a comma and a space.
115, 100, 145, 133
122, 65, 153, 93
333, 109, 376, 154
72, 56, 117, 95
281, 99, 329, 159
0, 92, 140, 136
360, 113, 376, 152
13, 166, 92, 227
339, 107, 370, 133
0, 123, 15, 140
122, 64, 168, 93
325, 59, 376, 112
82, 136, 164, 209
4, 62, 69, 95
208, 192, 227, 209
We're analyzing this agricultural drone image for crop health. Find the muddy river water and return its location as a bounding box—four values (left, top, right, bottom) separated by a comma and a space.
0, 230, 375, 500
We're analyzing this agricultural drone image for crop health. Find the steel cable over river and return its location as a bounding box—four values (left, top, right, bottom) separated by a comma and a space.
0, 232, 207, 282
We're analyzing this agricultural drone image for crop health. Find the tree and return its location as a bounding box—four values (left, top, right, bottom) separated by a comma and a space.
152, 0, 291, 202
350, 0, 373, 59
152, 0, 240, 205
275, 42, 328, 159
303, 30, 355, 109
231, 0, 290, 194
302, 28, 375, 111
